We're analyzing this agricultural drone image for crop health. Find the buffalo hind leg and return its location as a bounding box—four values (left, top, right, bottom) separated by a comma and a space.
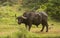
41, 21, 48, 32
45, 22, 48, 32
41, 24, 45, 32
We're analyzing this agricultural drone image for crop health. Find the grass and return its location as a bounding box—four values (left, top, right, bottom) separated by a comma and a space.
0, 6, 60, 38
0, 20, 60, 38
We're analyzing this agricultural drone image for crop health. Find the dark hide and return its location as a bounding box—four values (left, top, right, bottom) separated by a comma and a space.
17, 11, 48, 32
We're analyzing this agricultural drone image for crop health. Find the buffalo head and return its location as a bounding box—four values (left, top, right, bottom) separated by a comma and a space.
16, 16, 27, 24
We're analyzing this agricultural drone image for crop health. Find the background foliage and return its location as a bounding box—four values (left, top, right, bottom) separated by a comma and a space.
0, 0, 60, 21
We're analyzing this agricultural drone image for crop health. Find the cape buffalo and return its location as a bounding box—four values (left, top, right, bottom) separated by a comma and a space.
16, 11, 48, 32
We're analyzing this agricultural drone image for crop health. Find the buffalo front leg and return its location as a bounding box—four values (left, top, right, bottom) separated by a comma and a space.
25, 24, 27, 29
28, 25, 32, 31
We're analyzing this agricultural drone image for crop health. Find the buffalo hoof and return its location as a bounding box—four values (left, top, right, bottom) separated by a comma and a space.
40, 30, 43, 32
46, 31, 48, 32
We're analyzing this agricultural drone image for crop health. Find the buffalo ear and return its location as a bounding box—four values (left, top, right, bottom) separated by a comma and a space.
22, 16, 27, 19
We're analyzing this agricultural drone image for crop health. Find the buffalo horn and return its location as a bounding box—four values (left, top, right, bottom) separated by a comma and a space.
22, 16, 27, 19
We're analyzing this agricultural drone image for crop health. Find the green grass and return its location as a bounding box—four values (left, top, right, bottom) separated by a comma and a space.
0, 6, 60, 38
0, 21, 60, 38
